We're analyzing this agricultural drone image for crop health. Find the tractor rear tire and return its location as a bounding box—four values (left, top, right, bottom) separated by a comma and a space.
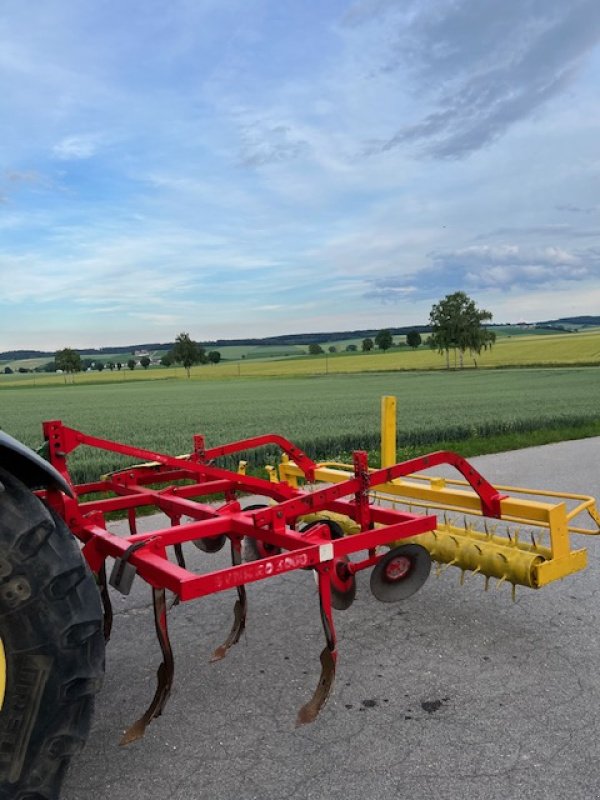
0, 467, 105, 800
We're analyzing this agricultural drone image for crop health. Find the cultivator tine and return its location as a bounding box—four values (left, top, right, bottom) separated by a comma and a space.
296, 566, 337, 726
174, 543, 186, 570
97, 562, 113, 642
120, 588, 174, 745
210, 538, 247, 662
167, 543, 187, 610
128, 508, 137, 536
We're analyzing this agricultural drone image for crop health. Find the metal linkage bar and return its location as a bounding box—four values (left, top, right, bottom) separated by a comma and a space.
38, 419, 516, 741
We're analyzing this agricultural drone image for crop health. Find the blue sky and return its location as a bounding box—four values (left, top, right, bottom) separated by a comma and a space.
1, 0, 599, 350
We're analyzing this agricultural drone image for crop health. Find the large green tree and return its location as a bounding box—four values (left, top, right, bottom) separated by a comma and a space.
55, 348, 81, 374
429, 291, 496, 369
375, 329, 393, 351
171, 332, 205, 377
406, 330, 422, 349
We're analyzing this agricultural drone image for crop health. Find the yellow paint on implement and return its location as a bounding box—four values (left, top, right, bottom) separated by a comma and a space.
0, 638, 5, 709
380, 395, 397, 468
276, 395, 599, 594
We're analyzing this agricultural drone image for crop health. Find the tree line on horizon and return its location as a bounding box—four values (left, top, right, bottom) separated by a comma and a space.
29, 292, 499, 379
3, 309, 597, 365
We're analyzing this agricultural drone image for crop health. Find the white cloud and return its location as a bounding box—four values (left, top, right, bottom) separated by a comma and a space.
52, 134, 102, 160
0, 1, 599, 349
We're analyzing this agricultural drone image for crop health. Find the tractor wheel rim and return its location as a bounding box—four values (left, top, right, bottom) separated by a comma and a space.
384, 555, 412, 581
0, 637, 6, 710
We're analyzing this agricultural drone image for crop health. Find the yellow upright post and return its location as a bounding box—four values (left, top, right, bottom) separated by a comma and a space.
380, 395, 397, 467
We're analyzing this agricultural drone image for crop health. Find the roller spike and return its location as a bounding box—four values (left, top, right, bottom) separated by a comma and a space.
496, 575, 507, 589
506, 527, 513, 543
511, 584, 517, 602
514, 528, 520, 545
484, 576, 490, 592
439, 559, 458, 574
460, 566, 481, 585
484, 519, 490, 536
435, 562, 442, 577
530, 533, 538, 550
444, 512, 449, 526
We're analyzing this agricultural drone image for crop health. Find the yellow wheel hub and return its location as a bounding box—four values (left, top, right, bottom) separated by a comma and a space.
0, 637, 5, 710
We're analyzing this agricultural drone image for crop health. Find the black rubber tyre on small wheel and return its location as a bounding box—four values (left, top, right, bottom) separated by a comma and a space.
370, 543, 431, 603
193, 534, 227, 553
242, 504, 282, 562
0, 467, 105, 800
299, 519, 357, 610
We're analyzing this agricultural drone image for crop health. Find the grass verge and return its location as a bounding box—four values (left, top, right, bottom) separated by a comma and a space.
364, 419, 600, 465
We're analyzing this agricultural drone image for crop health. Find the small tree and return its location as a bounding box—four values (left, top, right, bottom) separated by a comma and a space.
117, 362, 122, 371
207, 351, 221, 364
127, 359, 136, 371
406, 330, 422, 349
171, 332, 205, 378
308, 343, 324, 355
346, 344, 358, 352
328, 345, 337, 353
362, 338, 374, 352
95, 362, 104, 372
140, 356, 151, 369
4, 366, 13, 374
375, 329, 393, 351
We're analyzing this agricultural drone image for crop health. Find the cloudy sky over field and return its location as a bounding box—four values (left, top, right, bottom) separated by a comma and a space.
1, 0, 600, 349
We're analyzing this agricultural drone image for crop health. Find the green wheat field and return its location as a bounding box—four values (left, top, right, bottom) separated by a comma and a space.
1, 367, 598, 483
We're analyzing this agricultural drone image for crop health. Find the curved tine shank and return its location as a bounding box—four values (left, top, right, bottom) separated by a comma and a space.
210, 538, 247, 662
120, 588, 174, 745
296, 566, 337, 725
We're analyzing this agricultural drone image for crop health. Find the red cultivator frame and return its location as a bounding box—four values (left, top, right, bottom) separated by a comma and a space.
38, 420, 506, 743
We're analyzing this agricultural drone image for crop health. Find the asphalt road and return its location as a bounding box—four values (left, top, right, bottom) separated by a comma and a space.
64, 438, 600, 800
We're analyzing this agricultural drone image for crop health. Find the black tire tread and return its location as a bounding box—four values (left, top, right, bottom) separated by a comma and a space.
0, 467, 105, 800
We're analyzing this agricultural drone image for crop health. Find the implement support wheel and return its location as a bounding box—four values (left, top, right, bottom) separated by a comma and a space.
300, 519, 357, 611
0, 467, 105, 800
370, 543, 431, 603
242, 504, 282, 561
193, 534, 227, 553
